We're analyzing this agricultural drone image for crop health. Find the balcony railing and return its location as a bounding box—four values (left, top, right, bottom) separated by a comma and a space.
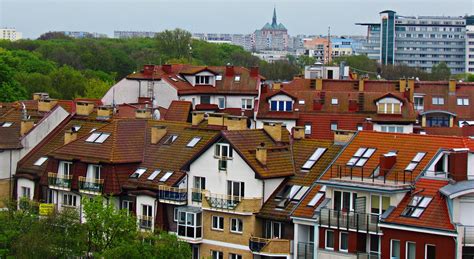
138, 215, 153, 230
319, 208, 380, 234
48, 172, 72, 190
297, 242, 314, 259
78, 176, 104, 194
158, 185, 187, 205
201, 191, 262, 213
464, 226, 474, 246
205, 193, 241, 210
327, 164, 414, 186
191, 188, 203, 202
249, 237, 291, 255
356, 252, 381, 259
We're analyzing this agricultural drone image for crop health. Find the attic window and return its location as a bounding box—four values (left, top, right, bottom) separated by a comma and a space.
159, 171, 173, 182
130, 168, 147, 178
34, 156, 48, 166
187, 137, 202, 148
148, 170, 161, 181
1, 122, 13, 127
275, 185, 307, 208
401, 195, 432, 218
196, 75, 211, 85
216, 75, 222, 81
405, 152, 426, 172
331, 98, 339, 105
163, 135, 178, 145
72, 125, 82, 132
308, 191, 324, 207
234, 75, 241, 82
298, 100, 305, 105
86, 132, 110, 143
170, 77, 179, 82
302, 148, 327, 170
346, 147, 376, 167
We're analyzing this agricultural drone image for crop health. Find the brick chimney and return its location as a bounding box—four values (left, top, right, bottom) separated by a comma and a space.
20, 119, 34, 136
143, 65, 156, 76
38, 99, 58, 113
64, 129, 78, 145
263, 122, 285, 142
208, 113, 226, 126
399, 79, 406, 93
449, 149, 468, 182
462, 124, 474, 137
76, 101, 95, 116
135, 109, 151, 119
224, 115, 247, 130
256, 143, 267, 165
348, 100, 358, 112
250, 66, 259, 77
97, 106, 113, 119
316, 78, 323, 90
449, 79, 457, 94
33, 92, 49, 101
333, 130, 356, 145
225, 65, 234, 77
162, 64, 172, 74
293, 126, 305, 140
192, 111, 206, 126
407, 78, 415, 102
358, 78, 365, 92
151, 125, 167, 144
379, 153, 397, 177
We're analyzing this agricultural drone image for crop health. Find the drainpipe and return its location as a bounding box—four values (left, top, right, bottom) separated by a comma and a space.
262, 181, 265, 206
314, 221, 319, 259
9, 150, 12, 201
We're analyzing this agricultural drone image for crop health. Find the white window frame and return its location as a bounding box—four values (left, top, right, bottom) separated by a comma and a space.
241, 98, 253, 109
391, 239, 401, 259
229, 253, 242, 259
406, 241, 416, 259
195, 75, 211, 85
122, 200, 133, 215
211, 250, 223, 259
58, 161, 72, 177
339, 232, 349, 252
212, 215, 224, 231
425, 244, 436, 259
21, 186, 31, 199
333, 190, 357, 211
304, 123, 312, 135
215, 143, 232, 159
63, 193, 77, 207
217, 97, 226, 109
432, 97, 445, 105
173, 207, 179, 222
86, 164, 101, 180
230, 218, 243, 233
331, 98, 339, 105
325, 229, 334, 250
457, 97, 469, 106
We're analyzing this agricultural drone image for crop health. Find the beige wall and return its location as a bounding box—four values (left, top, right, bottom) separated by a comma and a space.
0, 179, 12, 207
200, 243, 253, 259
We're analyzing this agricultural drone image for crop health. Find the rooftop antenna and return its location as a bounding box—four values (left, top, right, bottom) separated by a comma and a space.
21, 102, 29, 120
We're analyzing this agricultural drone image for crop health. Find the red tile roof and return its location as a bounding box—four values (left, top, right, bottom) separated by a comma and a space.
163, 101, 191, 122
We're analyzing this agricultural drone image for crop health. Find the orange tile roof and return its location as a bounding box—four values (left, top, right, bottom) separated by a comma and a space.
163, 101, 191, 122
292, 185, 325, 219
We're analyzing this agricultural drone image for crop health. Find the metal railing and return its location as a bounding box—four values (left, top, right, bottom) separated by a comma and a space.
357, 252, 380, 259
205, 193, 241, 210
319, 208, 380, 234
328, 164, 414, 185
138, 215, 153, 230
78, 176, 104, 193
48, 172, 72, 189
297, 242, 314, 259
191, 188, 203, 202
249, 237, 291, 254
464, 226, 474, 245
158, 185, 187, 203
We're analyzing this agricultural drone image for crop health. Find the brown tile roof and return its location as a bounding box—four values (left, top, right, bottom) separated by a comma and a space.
292, 185, 325, 219
382, 178, 455, 232
163, 101, 191, 122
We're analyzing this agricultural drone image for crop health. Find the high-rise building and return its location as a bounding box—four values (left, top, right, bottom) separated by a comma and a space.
358, 10, 467, 74
0, 28, 22, 41
61, 31, 108, 39
466, 16, 474, 73
114, 31, 158, 39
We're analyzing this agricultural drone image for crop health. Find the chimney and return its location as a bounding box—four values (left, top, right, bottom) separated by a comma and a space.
20, 119, 34, 136
379, 153, 397, 177
333, 130, 356, 145
151, 125, 167, 144
38, 99, 58, 112
399, 79, 406, 93
135, 108, 151, 119
313, 100, 323, 111
363, 119, 373, 130
225, 115, 247, 130
162, 64, 172, 74
449, 79, 457, 94
256, 143, 267, 166
225, 65, 234, 77
263, 122, 284, 142
33, 92, 49, 101
208, 113, 226, 126
250, 66, 259, 77
143, 65, 156, 76
76, 101, 95, 116
97, 106, 113, 119
293, 126, 305, 140
64, 129, 78, 145
358, 78, 365, 92
407, 78, 415, 102
348, 100, 358, 112
273, 82, 281, 90
449, 150, 468, 182
192, 111, 206, 126
316, 78, 323, 90
462, 124, 474, 137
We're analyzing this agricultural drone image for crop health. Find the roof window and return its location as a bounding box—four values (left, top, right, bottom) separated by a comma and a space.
148, 170, 161, 181
86, 132, 110, 143
346, 147, 376, 167
159, 171, 174, 182
216, 75, 222, 81
302, 148, 327, 170
187, 137, 202, 148
401, 195, 432, 218
1, 122, 13, 127
308, 190, 325, 207
234, 75, 241, 82
130, 168, 147, 178
163, 135, 178, 145
275, 185, 308, 208
72, 125, 82, 132
405, 152, 426, 172
34, 156, 48, 166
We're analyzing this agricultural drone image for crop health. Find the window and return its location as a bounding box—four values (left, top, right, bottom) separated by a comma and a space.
269, 100, 292, 111
177, 211, 202, 239
229, 254, 242, 259
159, 171, 173, 182
211, 250, 223, 259
414, 96, 424, 111
173, 207, 179, 222
406, 242, 416, 259
377, 100, 402, 114
304, 123, 312, 135
457, 98, 469, 106
330, 122, 338, 131
230, 218, 243, 233
333, 190, 357, 211
227, 181, 244, 200
195, 75, 211, 85
339, 232, 348, 252
130, 168, 146, 178
234, 75, 241, 82
308, 189, 325, 207
370, 234, 380, 255
193, 176, 205, 202
264, 221, 282, 238
241, 98, 253, 109
187, 137, 202, 148
218, 97, 225, 109
86, 164, 101, 180
371, 195, 390, 215
357, 124, 364, 131
122, 200, 133, 215
21, 187, 31, 199
275, 185, 307, 208
216, 143, 232, 171
85, 132, 110, 143
298, 100, 305, 105
216, 75, 222, 81
331, 98, 339, 105
163, 134, 178, 145
200, 95, 211, 104
148, 170, 160, 181
63, 193, 77, 207
405, 152, 426, 171
346, 147, 376, 167
140, 204, 153, 229
58, 161, 72, 178
432, 97, 445, 105
1, 122, 13, 127
301, 148, 327, 170
402, 195, 432, 218
325, 230, 334, 250
34, 156, 48, 166
391, 240, 400, 259
380, 125, 404, 133
426, 244, 436, 259
212, 215, 224, 230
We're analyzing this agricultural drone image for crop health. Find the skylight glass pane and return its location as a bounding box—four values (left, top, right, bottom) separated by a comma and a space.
86, 132, 101, 142
289, 185, 302, 200
2, 122, 13, 127
418, 197, 432, 208
216, 75, 222, 81
72, 125, 82, 132
411, 208, 424, 217
234, 75, 241, 82
409, 196, 422, 206
276, 185, 291, 199
130, 168, 147, 178
346, 158, 358, 166
354, 148, 366, 157
355, 158, 368, 167
159, 171, 173, 182
405, 162, 417, 171
292, 186, 309, 201
34, 156, 48, 166
309, 148, 327, 161
302, 160, 316, 170
308, 192, 324, 207
413, 152, 426, 162
363, 148, 376, 158
148, 170, 161, 180
187, 137, 202, 147
95, 133, 110, 143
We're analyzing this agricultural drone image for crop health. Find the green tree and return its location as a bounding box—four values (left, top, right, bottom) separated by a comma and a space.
49, 66, 87, 99
155, 29, 192, 60
430, 61, 451, 81
38, 31, 72, 40
83, 78, 112, 99
0, 60, 27, 102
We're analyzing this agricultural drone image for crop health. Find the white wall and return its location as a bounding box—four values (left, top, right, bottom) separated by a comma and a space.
373, 123, 413, 134
136, 195, 155, 216
468, 153, 474, 180
263, 178, 284, 202
255, 119, 296, 132
456, 195, 474, 226
179, 95, 256, 110
17, 178, 35, 200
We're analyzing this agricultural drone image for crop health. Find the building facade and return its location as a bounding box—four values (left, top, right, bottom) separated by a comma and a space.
0, 28, 22, 41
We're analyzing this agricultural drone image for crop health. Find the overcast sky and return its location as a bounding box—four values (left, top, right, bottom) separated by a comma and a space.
1, 0, 473, 39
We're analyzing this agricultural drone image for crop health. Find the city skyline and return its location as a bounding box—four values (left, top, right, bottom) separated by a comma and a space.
0, 0, 472, 38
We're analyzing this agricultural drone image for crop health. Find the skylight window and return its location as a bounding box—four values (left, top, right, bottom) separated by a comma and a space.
298, 100, 305, 105
86, 132, 110, 143
405, 152, 426, 171
176, 75, 185, 81
89, 128, 97, 133
308, 192, 324, 207
170, 77, 179, 82
234, 75, 241, 82
1, 122, 13, 127
302, 148, 327, 170
276, 185, 303, 208
148, 170, 161, 181
130, 168, 147, 178
163, 135, 178, 145
72, 125, 82, 132
292, 186, 309, 202
401, 195, 432, 218
159, 171, 173, 182
346, 148, 376, 167
216, 75, 222, 81
34, 156, 48, 166
187, 137, 202, 148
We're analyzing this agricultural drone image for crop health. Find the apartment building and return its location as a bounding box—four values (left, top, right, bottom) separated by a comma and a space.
466, 16, 474, 73
358, 10, 467, 74
0, 28, 22, 41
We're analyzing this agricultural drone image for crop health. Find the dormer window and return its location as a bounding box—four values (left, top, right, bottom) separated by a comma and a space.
376, 98, 402, 114
270, 100, 293, 111
196, 75, 211, 85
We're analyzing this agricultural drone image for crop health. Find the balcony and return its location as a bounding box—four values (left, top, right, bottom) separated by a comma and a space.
78, 176, 104, 194
138, 215, 153, 230
158, 185, 187, 205
297, 242, 314, 259
202, 191, 261, 214
48, 172, 72, 190
249, 237, 291, 256
463, 226, 474, 246
319, 208, 380, 234
191, 188, 203, 203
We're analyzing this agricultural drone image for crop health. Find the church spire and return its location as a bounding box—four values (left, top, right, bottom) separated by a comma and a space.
272, 6, 277, 27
